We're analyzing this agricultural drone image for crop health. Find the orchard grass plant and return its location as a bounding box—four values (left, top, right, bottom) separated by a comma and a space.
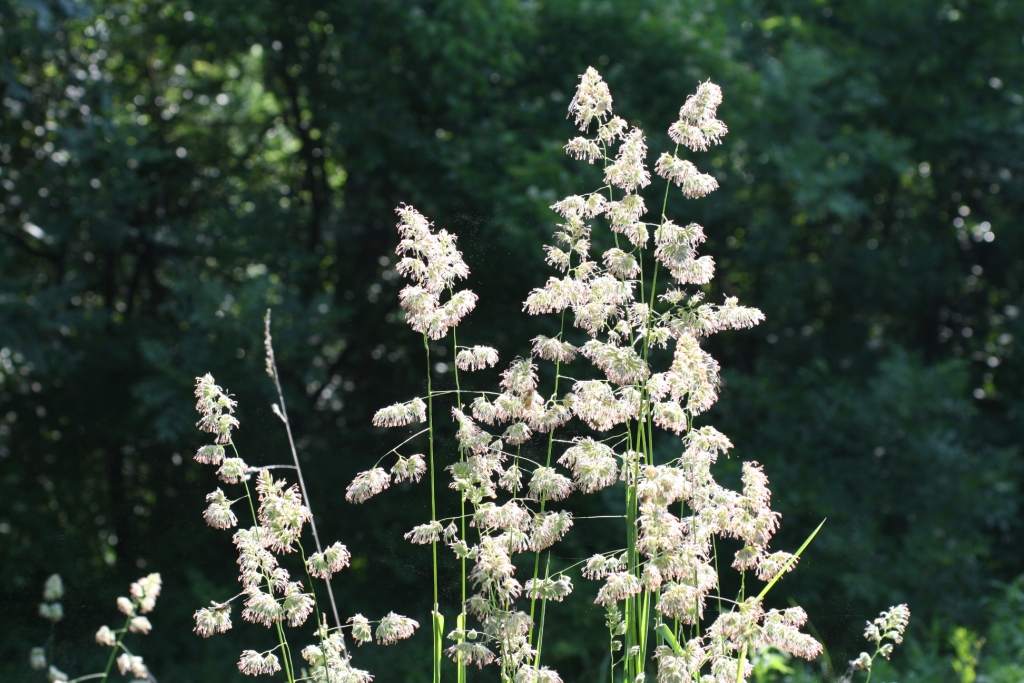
27, 67, 909, 683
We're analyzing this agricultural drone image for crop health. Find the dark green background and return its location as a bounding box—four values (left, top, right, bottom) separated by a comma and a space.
2, 0, 1022, 681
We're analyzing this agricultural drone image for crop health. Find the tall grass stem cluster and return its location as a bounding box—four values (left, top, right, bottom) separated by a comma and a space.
26, 67, 910, 683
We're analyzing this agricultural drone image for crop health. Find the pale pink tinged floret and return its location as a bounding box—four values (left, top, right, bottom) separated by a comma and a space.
345, 467, 391, 503
468, 537, 521, 601
607, 193, 647, 227
217, 457, 249, 484
398, 285, 438, 316
242, 587, 282, 627
530, 510, 573, 551
306, 541, 351, 579
581, 339, 651, 386
470, 395, 502, 425
502, 421, 532, 445
451, 408, 494, 454
550, 195, 587, 218
864, 604, 911, 650
390, 453, 426, 483
652, 400, 688, 434
116, 596, 135, 617
516, 664, 564, 683
349, 613, 373, 645
670, 81, 728, 152
597, 116, 628, 142
527, 466, 574, 502
127, 579, 162, 620
558, 437, 619, 493
602, 247, 641, 279
446, 641, 497, 668
654, 640, 705, 682
604, 128, 651, 192
405, 520, 443, 545
238, 649, 281, 676
527, 401, 573, 433
499, 463, 523, 492
95, 625, 116, 646
594, 571, 641, 607
194, 444, 226, 465
501, 358, 539, 395
637, 466, 687, 507
472, 500, 530, 532
656, 582, 704, 623
531, 335, 577, 363
687, 426, 734, 454
564, 137, 602, 163
455, 345, 499, 371
570, 380, 626, 431
654, 153, 719, 199
714, 296, 766, 330
194, 603, 232, 636
128, 616, 152, 634
372, 397, 427, 427
375, 612, 420, 645
203, 488, 238, 529
116, 653, 149, 679
755, 550, 799, 582
281, 581, 314, 627
568, 66, 613, 131
543, 245, 571, 271
524, 275, 588, 315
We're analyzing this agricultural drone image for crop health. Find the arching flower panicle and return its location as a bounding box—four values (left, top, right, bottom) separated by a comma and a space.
345, 467, 391, 504
669, 80, 728, 152
376, 612, 420, 645
456, 345, 499, 371
568, 66, 613, 130
565, 137, 602, 163
373, 397, 427, 428
531, 335, 577, 363
391, 453, 427, 483
604, 128, 651, 192
654, 154, 718, 198
306, 541, 351, 579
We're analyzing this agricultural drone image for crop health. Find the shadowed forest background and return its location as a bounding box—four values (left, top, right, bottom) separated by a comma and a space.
2, 0, 1023, 680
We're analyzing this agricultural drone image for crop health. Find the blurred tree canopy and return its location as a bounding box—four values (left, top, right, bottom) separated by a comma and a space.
1, 0, 1022, 680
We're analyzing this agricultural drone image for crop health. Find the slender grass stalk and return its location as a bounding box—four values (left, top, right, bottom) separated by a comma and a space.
451, 326, 468, 683
264, 310, 341, 631
99, 615, 132, 682
423, 333, 442, 683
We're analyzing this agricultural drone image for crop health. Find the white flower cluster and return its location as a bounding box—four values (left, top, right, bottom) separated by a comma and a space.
332, 65, 833, 683
850, 604, 911, 674
195, 372, 239, 445
395, 204, 477, 340
333, 69, 789, 683
484, 67, 815, 682
188, 375, 377, 680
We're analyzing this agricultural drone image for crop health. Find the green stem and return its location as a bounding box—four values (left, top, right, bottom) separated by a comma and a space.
99, 615, 132, 682
528, 308, 567, 649
533, 553, 552, 667
736, 644, 747, 683
424, 334, 441, 683
298, 538, 335, 683
264, 310, 341, 629
451, 327, 466, 683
